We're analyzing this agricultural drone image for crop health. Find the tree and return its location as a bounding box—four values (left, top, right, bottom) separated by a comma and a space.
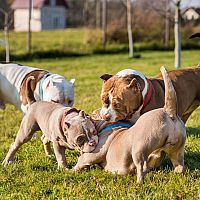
102, 0, 107, 49
27, 0, 32, 54
174, 0, 181, 68
127, 0, 133, 58
165, 0, 170, 47
0, 8, 12, 62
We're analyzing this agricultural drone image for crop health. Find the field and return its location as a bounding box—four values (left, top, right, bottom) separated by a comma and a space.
0, 29, 200, 199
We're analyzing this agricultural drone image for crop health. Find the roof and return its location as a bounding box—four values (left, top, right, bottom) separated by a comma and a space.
11, 0, 68, 9
183, 7, 200, 15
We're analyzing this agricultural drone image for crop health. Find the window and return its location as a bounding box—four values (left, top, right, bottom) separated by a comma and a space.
50, 0, 56, 6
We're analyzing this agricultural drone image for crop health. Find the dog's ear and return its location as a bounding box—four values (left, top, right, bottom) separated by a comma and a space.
70, 78, 76, 85
127, 78, 140, 91
79, 110, 87, 118
100, 74, 113, 81
63, 122, 71, 132
45, 78, 53, 88
189, 33, 200, 39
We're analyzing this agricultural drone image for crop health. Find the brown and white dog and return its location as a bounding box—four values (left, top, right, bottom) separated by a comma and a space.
100, 66, 200, 123
74, 67, 186, 184
0, 63, 75, 113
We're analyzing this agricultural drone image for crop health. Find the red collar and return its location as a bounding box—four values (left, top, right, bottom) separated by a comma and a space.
141, 79, 153, 112
60, 108, 80, 132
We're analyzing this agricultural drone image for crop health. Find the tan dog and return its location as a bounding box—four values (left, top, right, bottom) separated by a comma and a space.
74, 67, 186, 184
100, 66, 200, 123
2, 77, 97, 169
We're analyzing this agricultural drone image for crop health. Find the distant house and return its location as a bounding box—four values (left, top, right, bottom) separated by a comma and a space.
11, 0, 68, 32
183, 7, 200, 21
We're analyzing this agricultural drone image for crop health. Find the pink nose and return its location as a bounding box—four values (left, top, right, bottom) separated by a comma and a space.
88, 139, 96, 147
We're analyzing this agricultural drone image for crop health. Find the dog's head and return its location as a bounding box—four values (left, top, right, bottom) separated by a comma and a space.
100, 72, 145, 123
62, 110, 98, 153
42, 74, 75, 107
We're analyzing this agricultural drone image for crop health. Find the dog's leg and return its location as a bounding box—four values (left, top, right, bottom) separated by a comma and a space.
41, 134, 54, 156
52, 141, 68, 170
132, 153, 145, 184
2, 117, 38, 166
167, 146, 185, 173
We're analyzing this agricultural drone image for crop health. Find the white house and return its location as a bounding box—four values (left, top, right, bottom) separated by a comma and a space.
11, 0, 68, 32
183, 7, 200, 21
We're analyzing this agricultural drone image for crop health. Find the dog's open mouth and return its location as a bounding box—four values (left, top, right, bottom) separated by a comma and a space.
81, 135, 99, 153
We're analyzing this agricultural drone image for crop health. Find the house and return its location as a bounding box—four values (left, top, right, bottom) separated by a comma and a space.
183, 7, 200, 21
11, 0, 68, 32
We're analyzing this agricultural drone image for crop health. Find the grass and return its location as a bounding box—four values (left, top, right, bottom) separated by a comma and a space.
0, 29, 200, 199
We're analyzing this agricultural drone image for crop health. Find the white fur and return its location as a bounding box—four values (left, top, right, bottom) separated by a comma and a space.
116, 69, 148, 99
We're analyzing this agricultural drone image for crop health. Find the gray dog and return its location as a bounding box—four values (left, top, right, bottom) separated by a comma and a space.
74, 67, 186, 183
2, 77, 98, 169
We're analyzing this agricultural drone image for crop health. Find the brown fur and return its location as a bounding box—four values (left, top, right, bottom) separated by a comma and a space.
20, 70, 48, 105
101, 66, 200, 123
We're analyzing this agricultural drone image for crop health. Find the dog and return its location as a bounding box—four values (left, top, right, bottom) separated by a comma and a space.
2, 76, 97, 169
74, 67, 186, 184
0, 63, 75, 113
100, 65, 200, 123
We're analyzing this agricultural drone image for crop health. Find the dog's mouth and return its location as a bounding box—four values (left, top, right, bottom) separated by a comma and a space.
81, 135, 99, 153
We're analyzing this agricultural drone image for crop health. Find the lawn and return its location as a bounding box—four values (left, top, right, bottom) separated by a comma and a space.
0, 30, 200, 199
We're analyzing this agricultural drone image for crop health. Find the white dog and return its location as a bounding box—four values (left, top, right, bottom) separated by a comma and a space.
0, 63, 75, 112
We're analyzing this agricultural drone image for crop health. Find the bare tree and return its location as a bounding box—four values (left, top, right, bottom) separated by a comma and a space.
27, 0, 32, 54
102, 0, 107, 49
0, 8, 12, 62
174, 0, 181, 68
127, 0, 133, 58
96, 0, 101, 28
165, 0, 170, 47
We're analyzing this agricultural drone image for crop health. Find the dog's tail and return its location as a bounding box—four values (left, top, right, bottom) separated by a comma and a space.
26, 76, 36, 105
160, 66, 177, 118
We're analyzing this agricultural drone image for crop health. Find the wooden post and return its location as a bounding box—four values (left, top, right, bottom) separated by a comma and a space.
174, 0, 181, 68
127, 0, 133, 58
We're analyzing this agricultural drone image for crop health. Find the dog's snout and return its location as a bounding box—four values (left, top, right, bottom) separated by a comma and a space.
103, 113, 111, 121
88, 139, 96, 147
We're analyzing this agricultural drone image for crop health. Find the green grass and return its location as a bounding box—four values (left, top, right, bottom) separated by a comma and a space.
0, 30, 200, 199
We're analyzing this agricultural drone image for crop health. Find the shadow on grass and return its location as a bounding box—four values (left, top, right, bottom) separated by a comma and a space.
0, 50, 88, 61
186, 127, 200, 138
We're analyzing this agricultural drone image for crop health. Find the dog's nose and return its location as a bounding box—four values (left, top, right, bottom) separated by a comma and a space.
88, 139, 96, 147
103, 113, 111, 121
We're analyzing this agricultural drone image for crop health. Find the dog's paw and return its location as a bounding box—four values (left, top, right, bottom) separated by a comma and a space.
174, 165, 185, 173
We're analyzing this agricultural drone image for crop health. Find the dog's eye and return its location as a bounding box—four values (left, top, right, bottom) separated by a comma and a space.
76, 136, 86, 147
51, 99, 59, 103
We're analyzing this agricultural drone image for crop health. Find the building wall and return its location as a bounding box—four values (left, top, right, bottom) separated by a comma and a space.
13, 6, 66, 32
184, 9, 200, 20
41, 6, 66, 30
14, 9, 41, 32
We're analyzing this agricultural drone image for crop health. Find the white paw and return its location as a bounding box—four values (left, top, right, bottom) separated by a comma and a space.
2, 158, 13, 166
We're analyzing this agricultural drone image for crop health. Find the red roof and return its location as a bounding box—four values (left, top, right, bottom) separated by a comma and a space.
11, 0, 68, 9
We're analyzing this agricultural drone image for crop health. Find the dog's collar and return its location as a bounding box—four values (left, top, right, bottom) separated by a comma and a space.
141, 79, 153, 112
99, 121, 132, 135
39, 72, 52, 100
60, 108, 80, 133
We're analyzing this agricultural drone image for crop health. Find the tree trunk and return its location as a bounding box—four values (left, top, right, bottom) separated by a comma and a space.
96, 0, 101, 28
102, 0, 107, 49
4, 12, 10, 62
127, 0, 133, 58
174, 0, 181, 68
27, 0, 32, 54
165, 0, 170, 47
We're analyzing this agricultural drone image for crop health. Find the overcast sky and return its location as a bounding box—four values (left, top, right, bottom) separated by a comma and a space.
181, 0, 200, 8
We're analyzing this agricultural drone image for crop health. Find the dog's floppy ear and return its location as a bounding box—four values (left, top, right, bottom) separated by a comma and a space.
70, 78, 76, 85
100, 74, 113, 81
79, 110, 87, 118
127, 78, 140, 91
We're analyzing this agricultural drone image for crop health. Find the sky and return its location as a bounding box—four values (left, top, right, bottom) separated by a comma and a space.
181, 0, 200, 8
